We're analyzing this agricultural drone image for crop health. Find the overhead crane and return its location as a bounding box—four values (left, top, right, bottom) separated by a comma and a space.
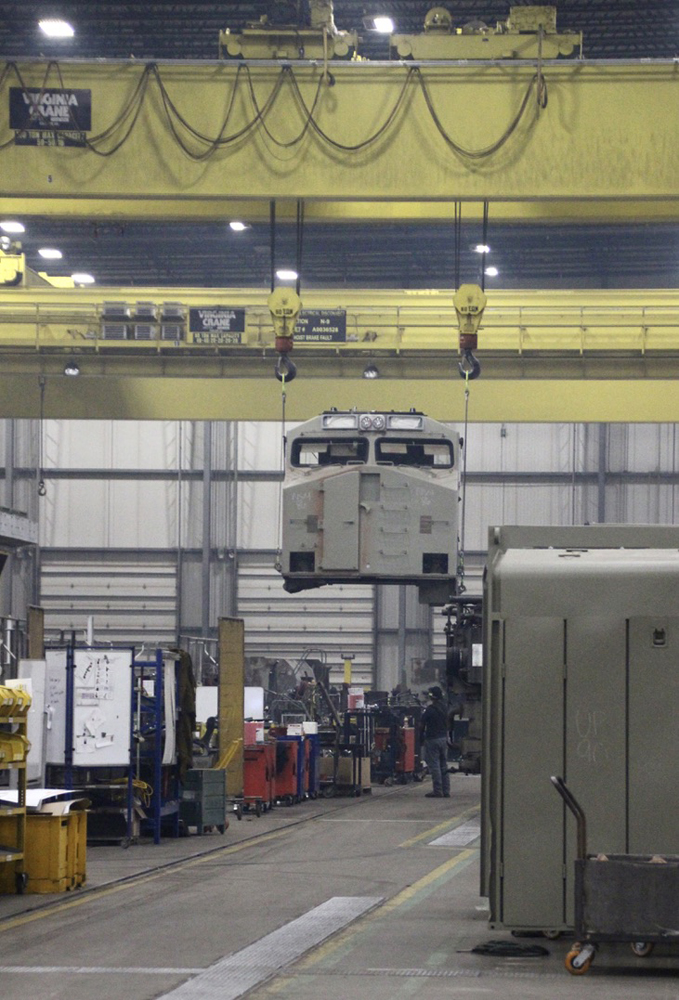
1, 280, 679, 421
2, 5, 679, 422
0, 30, 679, 222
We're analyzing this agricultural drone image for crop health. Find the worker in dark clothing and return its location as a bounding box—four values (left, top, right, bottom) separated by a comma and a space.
420, 685, 452, 798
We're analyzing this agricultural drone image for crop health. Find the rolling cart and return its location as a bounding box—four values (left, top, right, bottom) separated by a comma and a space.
551, 776, 679, 975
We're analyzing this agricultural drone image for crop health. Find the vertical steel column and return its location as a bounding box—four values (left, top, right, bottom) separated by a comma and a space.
202, 421, 213, 638
175, 420, 183, 640
598, 423, 607, 523
226, 421, 239, 619
3, 420, 15, 616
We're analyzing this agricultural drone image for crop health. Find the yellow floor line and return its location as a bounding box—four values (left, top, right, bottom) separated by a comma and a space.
398, 804, 480, 849
0, 826, 293, 934
297, 849, 476, 971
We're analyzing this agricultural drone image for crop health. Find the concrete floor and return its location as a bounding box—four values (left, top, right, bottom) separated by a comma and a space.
1, 776, 678, 1000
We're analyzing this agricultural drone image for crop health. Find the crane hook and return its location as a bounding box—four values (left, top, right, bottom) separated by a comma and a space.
275, 354, 297, 383
458, 350, 481, 381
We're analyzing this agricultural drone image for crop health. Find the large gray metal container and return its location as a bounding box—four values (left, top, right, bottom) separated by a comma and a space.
482, 525, 679, 932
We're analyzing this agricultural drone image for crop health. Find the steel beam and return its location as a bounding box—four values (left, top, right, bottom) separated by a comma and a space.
1, 373, 679, 422
2, 60, 679, 220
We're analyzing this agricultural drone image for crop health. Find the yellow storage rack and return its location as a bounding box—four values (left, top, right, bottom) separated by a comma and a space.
0, 684, 31, 894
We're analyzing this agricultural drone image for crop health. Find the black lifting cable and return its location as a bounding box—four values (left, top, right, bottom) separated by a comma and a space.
295, 199, 305, 299
270, 200, 276, 293
37, 376, 47, 498
480, 201, 489, 292
454, 201, 462, 293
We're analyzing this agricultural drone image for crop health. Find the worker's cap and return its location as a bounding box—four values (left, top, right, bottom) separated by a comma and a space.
427, 685, 443, 700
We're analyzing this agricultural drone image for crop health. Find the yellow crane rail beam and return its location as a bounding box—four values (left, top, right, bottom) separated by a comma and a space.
2, 287, 679, 355
2, 60, 679, 222
1, 287, 679, 421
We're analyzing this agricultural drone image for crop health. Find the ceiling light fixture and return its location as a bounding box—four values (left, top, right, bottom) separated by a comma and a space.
38, 248, 63, 259
474, 244, 491, 254
71, 273, 95, 285
363, 363, 380, 379
485, 266, 499, 277
63, 360, 80, 377
229, 221, 248, 232
276, 268, 298, 281
38, 19, 75, 38
364, 15, 395, 32
0, 221, 25, 234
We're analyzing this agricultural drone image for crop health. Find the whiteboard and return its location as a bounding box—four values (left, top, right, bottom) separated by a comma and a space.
45, 648, 133, 767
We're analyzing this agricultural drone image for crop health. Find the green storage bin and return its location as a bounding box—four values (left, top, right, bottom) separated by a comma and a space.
180, 768, 227, 835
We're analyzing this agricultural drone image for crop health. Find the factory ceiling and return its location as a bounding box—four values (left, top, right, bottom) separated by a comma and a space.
1, 1, 678, 290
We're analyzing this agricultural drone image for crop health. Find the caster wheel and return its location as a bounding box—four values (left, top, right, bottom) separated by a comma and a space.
15, 872, 28, 894
631, 942, 655, 957
255, 802, 262, 817
565, 944, 594, 975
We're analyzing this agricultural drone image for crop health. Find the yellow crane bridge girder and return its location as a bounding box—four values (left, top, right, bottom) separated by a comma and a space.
2, 59, 679, 222
2, 286, 679, 421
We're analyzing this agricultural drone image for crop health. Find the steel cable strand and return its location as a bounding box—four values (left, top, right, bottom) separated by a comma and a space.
53, 59, 154, 153
414, 68, 542, 160
149, 63, 269, 159
55, 59, 144, 141
152, 63, 288, 158
285, 65, 416, 152
244, 64, 324, 149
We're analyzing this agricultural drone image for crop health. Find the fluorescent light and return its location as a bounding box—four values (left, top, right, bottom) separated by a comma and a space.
71, 272, 95, 285
0, 221, 25, 234
39, 19, 75, 38
229, 221, 248, 232
485, 266, 499, 277
38, 248, 63, 259
276, 268, 298, 281
474, 244, 490, 254
372, 16, 394, 33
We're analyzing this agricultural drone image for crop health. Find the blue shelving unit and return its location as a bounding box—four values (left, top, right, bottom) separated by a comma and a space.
135, 650, 180, 844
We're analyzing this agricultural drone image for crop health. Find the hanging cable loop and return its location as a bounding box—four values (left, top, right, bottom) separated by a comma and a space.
275, 355, 297, 383
458, 350, 481, 381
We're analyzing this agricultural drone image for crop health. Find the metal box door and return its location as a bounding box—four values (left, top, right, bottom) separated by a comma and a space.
500, 616, 565, 929
628, 616, 679, 853
320, 473, 360, 571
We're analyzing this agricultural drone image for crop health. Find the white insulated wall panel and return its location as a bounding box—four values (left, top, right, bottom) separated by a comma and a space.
46, 420, 181, 469
237, 558, 375, 685
463, 483, 577, 552
237, 480, 280, 550
238, 421, 300, 472
40, 557, 177, 646
449, 423, 577, 474
40, 479, 177, 548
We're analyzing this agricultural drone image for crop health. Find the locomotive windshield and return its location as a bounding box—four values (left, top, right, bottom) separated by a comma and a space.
291, 437, 369, 467
375, 438, 454, 468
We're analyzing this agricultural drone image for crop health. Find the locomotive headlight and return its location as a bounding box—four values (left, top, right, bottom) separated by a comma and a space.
372, 414, 386, 431
387, 414, 424, 430
322, 413, 358, 429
